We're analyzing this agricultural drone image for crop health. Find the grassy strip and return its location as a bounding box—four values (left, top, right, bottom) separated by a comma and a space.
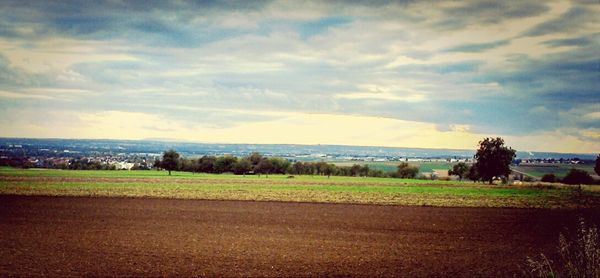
1, 168, 598, 208
0, 167, 463, 184
0, 179, 592, 208
0, 180, 556, 196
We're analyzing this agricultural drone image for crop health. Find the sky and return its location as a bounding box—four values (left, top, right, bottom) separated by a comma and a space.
0, 0, 599, 153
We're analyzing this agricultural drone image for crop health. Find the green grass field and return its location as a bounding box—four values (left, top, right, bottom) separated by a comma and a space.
333, 161, 454, 173
512, 164, 596, 178
1, 167, 598, 208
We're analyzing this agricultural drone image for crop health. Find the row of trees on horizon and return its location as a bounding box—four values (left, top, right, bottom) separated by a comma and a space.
156, 137, 600, 185
157, 137, 520, 182
155, 150, 421, 179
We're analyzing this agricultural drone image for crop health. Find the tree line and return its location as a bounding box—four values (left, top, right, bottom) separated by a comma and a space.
155, 150, 420, 178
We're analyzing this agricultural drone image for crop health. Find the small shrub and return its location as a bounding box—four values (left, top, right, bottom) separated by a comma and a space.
396, 162, 419, 179
520, 218, 600, 277
541, 174, 558, 183
523, 176, 534, 182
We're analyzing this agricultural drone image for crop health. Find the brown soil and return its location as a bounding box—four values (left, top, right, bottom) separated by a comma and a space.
1, 195, 598, 277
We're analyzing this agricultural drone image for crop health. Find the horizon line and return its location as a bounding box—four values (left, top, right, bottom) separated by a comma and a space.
0, 136, 597, 156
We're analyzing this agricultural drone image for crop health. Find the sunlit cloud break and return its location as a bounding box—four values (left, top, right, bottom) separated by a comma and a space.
0, 0, 599, 153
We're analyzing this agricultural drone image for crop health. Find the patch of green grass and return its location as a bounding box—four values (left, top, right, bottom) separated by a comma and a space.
0, 167, 462, 184
413, 162, 454, 173
513, 164, 596, 178
332, 161, 454, 174
1, 167, 597, 208
0, 181, 550, 197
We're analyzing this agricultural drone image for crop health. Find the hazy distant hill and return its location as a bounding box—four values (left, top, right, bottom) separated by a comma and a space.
0, 138, 596, 160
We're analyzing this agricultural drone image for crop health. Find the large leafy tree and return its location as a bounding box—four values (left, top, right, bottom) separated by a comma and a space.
161, 149, 180, 176
473, 137, 516, 184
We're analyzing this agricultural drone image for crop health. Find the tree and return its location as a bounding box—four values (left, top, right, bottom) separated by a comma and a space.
595, 154, 600, 176
448, 162, 469, 180
396, 162, 419, 179
248, 152, 263, 166
179, 159, 195, 172
269, 157, 291, 174
254, 158, 273, 177
473, 137, 516, 184
232, 158, 252, 176
291, 161, 304, 175
562, 169, 593, 185
322, 163, 336, 178
197, 155, 216, 173
315, 161, 328, 175
214, 155, 237, 173
467, 165, 480, 182
350, 164, 361, 176
161, 149, 180, 176
303, 162, 316, 175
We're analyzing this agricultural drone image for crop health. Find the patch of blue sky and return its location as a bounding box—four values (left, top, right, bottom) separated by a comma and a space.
297, 16, 352, 39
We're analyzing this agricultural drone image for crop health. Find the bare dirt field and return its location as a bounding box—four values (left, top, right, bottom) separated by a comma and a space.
1, 195, 599, 277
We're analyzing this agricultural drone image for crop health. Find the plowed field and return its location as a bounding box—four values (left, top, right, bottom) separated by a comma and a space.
1, 195, 598, 277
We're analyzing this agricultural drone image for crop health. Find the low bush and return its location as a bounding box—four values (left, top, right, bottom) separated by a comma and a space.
541, 173, 558, 183
563, 169, 594, 185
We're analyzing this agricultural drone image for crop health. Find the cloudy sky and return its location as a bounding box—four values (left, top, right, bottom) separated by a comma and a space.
0, 0, 599, 153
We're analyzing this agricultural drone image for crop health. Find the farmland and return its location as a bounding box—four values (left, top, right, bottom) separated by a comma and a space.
1, 195, 599, 277
2, 167, 600, 277
1, 167, 599, 209
333, 161, 455, 174
512, 163, 597, 178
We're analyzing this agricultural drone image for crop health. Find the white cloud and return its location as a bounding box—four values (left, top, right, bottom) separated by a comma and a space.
0, 90, 54, 100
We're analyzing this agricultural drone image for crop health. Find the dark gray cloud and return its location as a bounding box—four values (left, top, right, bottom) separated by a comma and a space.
543, 35, 598, 48
437, 1, 549, 29
523, 6, 591, 37
0, 0, 270, 46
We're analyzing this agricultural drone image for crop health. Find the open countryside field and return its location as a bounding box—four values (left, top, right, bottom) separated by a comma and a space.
512, 164, 597, 178
333, 161, 455, 174
1, 167, 599, 209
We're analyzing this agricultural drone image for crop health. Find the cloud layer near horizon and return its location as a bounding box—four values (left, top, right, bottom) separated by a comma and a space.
0, 0, 599, 153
